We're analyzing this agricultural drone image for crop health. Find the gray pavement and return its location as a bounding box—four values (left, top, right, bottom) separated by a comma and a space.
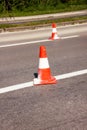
0, 74, 87, 130
0, 25, 87, 130
0, 23, 87, 43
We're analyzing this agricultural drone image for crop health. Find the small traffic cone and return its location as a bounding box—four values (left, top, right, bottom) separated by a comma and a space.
33, 46, 57, 85
49, 23, 60, 40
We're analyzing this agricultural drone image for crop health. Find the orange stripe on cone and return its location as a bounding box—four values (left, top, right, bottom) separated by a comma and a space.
49, 23, 60, 40
33, 46, 57, 85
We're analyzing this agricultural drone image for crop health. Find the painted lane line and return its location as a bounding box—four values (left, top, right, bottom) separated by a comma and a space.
0, 69, 87, 94
0, 81, 33, 94
61, 35, 79, 39
0, 35, 79, 48
55, 69, 87, 80
0, 39, 50, 48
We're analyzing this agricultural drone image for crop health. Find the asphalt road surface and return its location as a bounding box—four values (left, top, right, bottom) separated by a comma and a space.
0, 23, 87, 130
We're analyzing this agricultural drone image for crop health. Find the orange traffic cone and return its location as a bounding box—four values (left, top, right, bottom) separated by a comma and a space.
33, 46, 57, 85
49, 23, 60, 40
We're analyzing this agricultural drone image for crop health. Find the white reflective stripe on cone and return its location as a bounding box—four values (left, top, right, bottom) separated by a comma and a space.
52, 28, 57, 32
39, 58, 49, 69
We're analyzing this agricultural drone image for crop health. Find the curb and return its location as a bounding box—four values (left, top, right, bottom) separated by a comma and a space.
0, 19, 87, 33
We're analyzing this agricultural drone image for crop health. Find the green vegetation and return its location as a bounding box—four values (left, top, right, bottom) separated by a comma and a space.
0, 0, 87, 17
0, 0, 87, 30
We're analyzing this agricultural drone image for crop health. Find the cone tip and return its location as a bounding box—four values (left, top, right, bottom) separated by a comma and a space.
52, 23, 56, 28
39, 46, 47, 58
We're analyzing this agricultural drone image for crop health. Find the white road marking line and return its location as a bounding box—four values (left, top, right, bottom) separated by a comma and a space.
0, 81, 33, 94
55, 69, 87, 80
0, 39, 50, 48
0, 69, 87, 94
0, 35, 79, 48
61, 35, 79, 39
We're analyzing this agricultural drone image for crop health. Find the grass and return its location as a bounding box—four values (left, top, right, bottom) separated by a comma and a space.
0, 4, 87, 30
13, 5, 87, 17
0, 4, 87, 17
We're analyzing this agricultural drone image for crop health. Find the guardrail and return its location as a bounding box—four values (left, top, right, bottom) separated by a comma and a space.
0, 10, 87, 25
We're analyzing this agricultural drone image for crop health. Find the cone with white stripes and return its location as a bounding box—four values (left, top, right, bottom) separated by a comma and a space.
49, 23, 60, 40
33, 46, 57, 85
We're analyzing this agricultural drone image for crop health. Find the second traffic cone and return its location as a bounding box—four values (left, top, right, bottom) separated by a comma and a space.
33, 46, 57, 85
49, 23, 60, 40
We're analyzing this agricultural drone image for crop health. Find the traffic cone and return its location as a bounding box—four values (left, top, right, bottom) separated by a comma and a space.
49, 23, 60, 40
33, 46, 57, 85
